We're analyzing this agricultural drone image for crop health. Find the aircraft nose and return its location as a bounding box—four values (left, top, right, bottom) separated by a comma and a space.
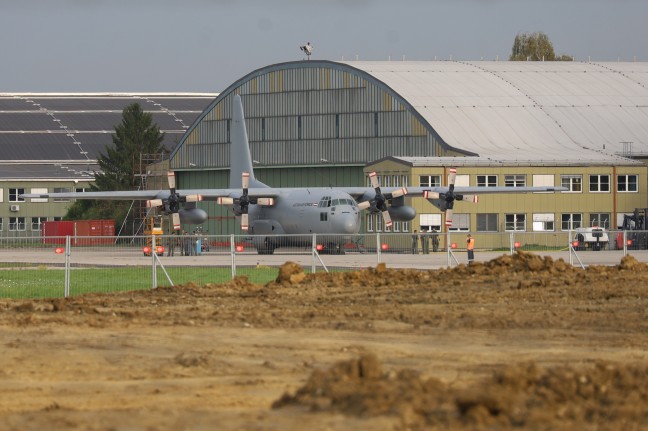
336, 212, 359, 234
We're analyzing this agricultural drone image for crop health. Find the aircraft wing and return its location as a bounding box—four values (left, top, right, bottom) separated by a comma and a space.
22, 190, 172, 200
185, 188, 281, 201
21, 188, 283, 201
343, 185, 567, 200
407, 185, 568, 195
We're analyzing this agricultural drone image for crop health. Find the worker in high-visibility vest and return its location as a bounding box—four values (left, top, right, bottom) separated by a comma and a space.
467, 234, 475, 264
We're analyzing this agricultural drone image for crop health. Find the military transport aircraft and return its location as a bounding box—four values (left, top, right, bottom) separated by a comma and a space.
23, 94, 566, 254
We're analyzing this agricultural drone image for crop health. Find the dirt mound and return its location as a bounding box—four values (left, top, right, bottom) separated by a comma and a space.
274, 354, 648, 430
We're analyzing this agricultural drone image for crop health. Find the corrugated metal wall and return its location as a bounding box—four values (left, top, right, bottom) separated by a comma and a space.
171, 62, 449, 171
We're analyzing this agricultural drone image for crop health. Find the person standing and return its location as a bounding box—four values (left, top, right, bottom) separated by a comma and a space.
167, 232, 176, 257
421, 228, 430, 254
431, 228, 440, 252
411, 230, 419, 254
467, 234, 475, 264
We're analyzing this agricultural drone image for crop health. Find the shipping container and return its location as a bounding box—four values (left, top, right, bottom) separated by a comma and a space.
41, 220, 115, 245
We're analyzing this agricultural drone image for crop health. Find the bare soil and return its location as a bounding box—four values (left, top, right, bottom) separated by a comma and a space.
1, 251, 648, 430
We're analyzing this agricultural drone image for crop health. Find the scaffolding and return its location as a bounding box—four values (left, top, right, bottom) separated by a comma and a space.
131, 153, 169, 236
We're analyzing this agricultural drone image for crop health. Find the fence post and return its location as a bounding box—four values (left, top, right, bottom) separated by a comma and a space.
509, 232, 514, 255
152, 235, 157, 289
312, 233, 317, 274
64, 235, 71, 297
230, 234, 236, 278
376, 232, 381, 264
623, 230, 628, 256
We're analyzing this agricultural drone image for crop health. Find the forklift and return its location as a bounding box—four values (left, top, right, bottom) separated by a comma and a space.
617, 208, 648, 250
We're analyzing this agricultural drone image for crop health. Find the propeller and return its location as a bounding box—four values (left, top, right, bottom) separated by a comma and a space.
217, 172, 274, 231
146, 171, 203, 231
423, 168, 479, 228
357, 172, 408, 230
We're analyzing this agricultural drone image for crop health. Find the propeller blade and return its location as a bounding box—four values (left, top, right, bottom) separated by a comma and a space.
423, 191, 440, 200
369, 171, 379, 189
146, 199, 163, 208
256, 197, 275, 206
171, 212, 181, 231
241, 213, 249, 231
382, 210, 393, 229
167, 171, 176, 191
445, 209, 454, 227
242, 172, 250, 190
448, 168, 457, 189
458, 194, 479, 203
185, 194, 203, 202
357, 201, 371, 210
391, 188, 408, 198
217, 197, 235, 205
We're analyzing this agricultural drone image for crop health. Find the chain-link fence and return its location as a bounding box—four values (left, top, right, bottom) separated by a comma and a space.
1, 231, 647, 299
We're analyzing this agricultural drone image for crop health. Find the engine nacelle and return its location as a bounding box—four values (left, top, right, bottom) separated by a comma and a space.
178, 208, 208, 225
387, 205, 416, 222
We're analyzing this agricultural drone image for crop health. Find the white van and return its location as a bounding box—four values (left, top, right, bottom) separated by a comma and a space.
574, 227, 609, 251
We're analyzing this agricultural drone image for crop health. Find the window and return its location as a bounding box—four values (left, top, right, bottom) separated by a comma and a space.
533, 213, 554, 231
0, 188, 3, 203
419, 175, 441, 187
477, 175, 497, 187
366, 214, 374, 232
375, 214, 384, 232
504, 175, 526, 187
29, 187, 48, 203
617, 175, 638, 192
9, 217, 26, 231
9, 188, 25, 202
335, 114, 339, 139
476, 213, 498, 232
533, 174, 554, 193
448, 213, 469, 231
589, 175, 610, 192
505, 214, 526, 231
0, 217, 3, 231
561, 175, 582, 192
420, 213, 442, 231
261, 117, 266, 141
561, 213, 583, 230
53, 187, 71, 202
320, 212, 328, 222
31, 217, 47, 231
454, 175, 470, 187
374, 112, 379, 137
590, 213, 610, 229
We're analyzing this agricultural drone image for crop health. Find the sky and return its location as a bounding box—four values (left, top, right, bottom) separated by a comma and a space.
3, 0, 648, 93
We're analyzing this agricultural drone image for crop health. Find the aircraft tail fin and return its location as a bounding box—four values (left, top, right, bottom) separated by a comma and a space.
230, 94, 267, 188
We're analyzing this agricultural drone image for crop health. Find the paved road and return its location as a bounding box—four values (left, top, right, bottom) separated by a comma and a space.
2, 247, 647, 270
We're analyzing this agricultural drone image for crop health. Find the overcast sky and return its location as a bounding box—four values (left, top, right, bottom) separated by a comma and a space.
3, 0, 647, 93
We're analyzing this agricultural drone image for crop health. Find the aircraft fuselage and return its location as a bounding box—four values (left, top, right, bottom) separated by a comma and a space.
247, 188, 361, 253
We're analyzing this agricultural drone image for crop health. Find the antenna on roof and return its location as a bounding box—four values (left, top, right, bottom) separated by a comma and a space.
300, 42, 313, 60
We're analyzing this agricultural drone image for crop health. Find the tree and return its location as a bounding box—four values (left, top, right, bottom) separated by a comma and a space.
65, 103, 166, 233
510, 32, 557, 61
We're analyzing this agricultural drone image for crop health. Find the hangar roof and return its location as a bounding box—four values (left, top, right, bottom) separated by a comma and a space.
341, 61, 648, 165
0, 93, 215, 179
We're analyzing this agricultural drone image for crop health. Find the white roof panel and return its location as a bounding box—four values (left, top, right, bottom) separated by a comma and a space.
339, 61, 648, 161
